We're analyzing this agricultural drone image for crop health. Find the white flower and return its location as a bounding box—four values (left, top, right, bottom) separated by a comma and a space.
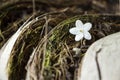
69, 20, 92, 41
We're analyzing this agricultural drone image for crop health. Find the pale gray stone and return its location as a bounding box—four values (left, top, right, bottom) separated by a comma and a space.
78, 32, 120, 80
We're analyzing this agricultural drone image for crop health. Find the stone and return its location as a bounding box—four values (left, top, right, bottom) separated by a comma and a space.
78, 32, 120, 80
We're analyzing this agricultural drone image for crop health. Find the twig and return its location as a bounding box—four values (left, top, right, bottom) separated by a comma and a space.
41, 16, 49, 79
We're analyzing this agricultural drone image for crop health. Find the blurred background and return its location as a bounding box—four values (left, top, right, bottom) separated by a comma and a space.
0, 0, 119, 14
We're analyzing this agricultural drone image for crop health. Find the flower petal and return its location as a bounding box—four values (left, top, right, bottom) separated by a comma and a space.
83, 22, 92, 31
69, 27, 80, 35
84, 31, 91, 40
75, 33, 83, 41
75, 20, 83, 28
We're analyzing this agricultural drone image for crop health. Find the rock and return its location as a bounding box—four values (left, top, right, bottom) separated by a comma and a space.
78, 32, 120, 80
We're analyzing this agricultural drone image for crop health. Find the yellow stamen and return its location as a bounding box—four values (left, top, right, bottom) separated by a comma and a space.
80, 30, 83, 32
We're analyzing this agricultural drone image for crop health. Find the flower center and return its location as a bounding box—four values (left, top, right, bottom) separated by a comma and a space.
80, 30, 83, 32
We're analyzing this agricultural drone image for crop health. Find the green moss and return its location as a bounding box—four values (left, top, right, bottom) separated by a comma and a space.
39, 15, 120, 80
7, 21, 45, 80
17, 42, 26, 64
